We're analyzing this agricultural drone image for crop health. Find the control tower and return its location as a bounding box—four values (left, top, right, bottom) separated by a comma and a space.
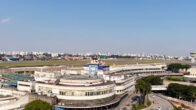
84, 57, 109, 77
190, 52, 196, 63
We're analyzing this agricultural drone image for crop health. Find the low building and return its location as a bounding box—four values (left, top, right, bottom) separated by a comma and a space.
17, 81, 35, 92
183, 67, 196, 82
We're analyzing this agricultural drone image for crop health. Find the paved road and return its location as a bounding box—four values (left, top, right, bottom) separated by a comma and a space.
146, 94, 173, 110
164, 80, 196, 87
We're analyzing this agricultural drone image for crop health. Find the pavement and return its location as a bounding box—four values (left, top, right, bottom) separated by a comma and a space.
112, 92, 139, 110
146, 94, 173, 110
0, 95, 28, 110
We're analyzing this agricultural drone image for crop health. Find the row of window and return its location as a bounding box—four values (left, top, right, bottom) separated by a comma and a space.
85, 89, 113, 96
116, 80, 134, 86
59, 89, 113, 96
114, 68, 162, 74
116, 85, 133, 93
18, 84, 30, 87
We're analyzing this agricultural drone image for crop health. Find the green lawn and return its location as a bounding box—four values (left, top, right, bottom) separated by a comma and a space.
0, 60, 90, 67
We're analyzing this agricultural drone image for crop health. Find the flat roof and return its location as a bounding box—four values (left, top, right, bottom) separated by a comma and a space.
36, 80, 114, 87
61, 74, 99, 80
104, 73, 124, 76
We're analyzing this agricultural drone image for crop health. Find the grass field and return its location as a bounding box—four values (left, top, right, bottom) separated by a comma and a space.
0, 59, 190, 67
0, 60, 90, 67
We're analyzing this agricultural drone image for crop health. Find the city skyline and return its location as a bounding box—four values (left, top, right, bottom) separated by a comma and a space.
0, 50, 191, 57
1, 0, 196, 56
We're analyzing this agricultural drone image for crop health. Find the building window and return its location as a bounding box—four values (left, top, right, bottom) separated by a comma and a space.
59, 91, 66, 95
18, 84, 30, 87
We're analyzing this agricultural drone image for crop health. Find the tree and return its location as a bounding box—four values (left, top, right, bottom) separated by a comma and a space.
141, 75, 163, 85
167, 83, 196, 102
24, 100, 52, 110
135, 79, 151, 106
183, 64, 191, 71
167, 63, 191, 73
167, 63, 182, 73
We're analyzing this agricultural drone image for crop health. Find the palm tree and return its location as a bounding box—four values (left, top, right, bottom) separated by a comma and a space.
135, 79, 151, 106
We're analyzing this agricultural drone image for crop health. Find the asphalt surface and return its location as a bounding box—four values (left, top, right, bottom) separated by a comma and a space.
112, 93, 173, 110
146, 94, 173, 110
112, 93, 138, 110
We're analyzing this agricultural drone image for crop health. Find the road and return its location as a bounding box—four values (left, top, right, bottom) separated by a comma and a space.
146, 94, 173, 110
164, 80, 196, 87
113, 93, 173, 110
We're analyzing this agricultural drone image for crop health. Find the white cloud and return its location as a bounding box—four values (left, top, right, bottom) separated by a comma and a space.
1, 18, 11, 23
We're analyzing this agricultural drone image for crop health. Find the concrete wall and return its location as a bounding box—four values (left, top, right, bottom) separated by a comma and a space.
0, 88, 26, 97
188, 67, 196, 76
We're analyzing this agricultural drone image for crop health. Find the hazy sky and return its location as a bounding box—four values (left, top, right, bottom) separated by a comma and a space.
0, 0, 196, 56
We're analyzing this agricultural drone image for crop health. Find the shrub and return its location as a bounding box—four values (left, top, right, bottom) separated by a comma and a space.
166, 76, 182, 81
173, 107, 182, 110
24, 100, 52, 110
132, 100, 151, 110
147, 99, 151, 107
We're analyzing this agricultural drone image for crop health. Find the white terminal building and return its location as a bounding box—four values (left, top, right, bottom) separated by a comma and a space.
17, 58, 166, 110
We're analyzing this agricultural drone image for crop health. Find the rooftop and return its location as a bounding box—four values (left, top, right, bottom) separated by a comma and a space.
61, 74, 99, 80
36, 80, 114, 87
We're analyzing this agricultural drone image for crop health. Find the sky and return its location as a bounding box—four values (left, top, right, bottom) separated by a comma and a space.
0, 0, 196, 56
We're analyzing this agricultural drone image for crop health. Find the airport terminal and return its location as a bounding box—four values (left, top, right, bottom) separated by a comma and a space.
0, 58, 167, 110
